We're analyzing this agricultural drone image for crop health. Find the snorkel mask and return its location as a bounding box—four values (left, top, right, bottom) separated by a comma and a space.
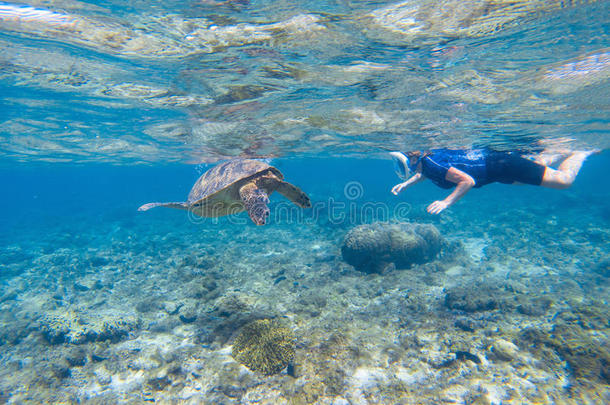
390, 152, 409, 179
407, 153, 423, 173
390, 151, 424, 179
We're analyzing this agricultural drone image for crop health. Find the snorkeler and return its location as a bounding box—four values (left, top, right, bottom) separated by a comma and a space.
390, 148, 596, 214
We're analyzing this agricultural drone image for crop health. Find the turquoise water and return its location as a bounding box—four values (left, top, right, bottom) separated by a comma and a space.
1, 1, 609, 403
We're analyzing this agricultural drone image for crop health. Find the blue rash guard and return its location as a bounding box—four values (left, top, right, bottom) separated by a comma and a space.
417, 149, 546, 189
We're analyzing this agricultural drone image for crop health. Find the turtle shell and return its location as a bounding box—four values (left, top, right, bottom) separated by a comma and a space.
187, 159, 282, 205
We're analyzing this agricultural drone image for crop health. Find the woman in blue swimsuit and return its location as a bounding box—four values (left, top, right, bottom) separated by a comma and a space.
390, 149, 595, 215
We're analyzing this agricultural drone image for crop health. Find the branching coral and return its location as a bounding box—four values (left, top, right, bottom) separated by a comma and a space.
231, 319, 295, 376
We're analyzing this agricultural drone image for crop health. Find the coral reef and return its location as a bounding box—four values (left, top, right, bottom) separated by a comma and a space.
0, 171, 608, 403
39, 309, 139, 345
521, 323, 610, 384
341, 222, 442, 273
594, 256, 610, 277
444, 285, 502, 312
208, 294, 270, 345
231, 319, 296, 376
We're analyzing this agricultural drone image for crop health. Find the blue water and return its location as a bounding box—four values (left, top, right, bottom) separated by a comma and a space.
1, 1, 609, 403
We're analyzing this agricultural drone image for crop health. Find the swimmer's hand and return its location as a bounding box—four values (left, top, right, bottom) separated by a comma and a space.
392, 173, 425, 195
427, 200, 449, 215
391, 182, 409, 195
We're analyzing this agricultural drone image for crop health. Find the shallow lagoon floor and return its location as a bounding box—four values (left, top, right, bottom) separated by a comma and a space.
0, 159, 608, 404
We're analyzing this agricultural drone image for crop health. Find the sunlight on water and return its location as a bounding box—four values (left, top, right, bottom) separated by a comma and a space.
0, 0, 608, 163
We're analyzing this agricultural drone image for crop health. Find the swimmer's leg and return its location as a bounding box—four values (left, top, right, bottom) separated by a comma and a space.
540, 151, 596, 189
534, 152, 570, 167
532, 137, 575, 166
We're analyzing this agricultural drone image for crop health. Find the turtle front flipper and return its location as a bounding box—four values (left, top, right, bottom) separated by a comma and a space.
138, 202, 188, 211
239, 182, 270, 225
275, 181, 311, 208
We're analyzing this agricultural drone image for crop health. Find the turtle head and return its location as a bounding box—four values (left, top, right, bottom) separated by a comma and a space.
248, 190, 270, 225
239, 183, 270, 226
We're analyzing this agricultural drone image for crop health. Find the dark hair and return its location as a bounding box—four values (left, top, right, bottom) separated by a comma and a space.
406, 151, 431, 159
404, 150, 430, 172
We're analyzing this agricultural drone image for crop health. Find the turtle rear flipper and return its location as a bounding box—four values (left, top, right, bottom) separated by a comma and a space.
276, 181, 311, 208
138, 202, 188, 211
239, 182, 270, 225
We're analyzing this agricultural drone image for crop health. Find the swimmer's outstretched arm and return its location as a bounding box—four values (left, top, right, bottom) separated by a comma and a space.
391, 172, 425, 195
427, 168, 475, 215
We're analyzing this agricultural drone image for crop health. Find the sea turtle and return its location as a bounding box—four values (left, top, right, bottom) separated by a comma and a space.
138, 159, 311, 225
